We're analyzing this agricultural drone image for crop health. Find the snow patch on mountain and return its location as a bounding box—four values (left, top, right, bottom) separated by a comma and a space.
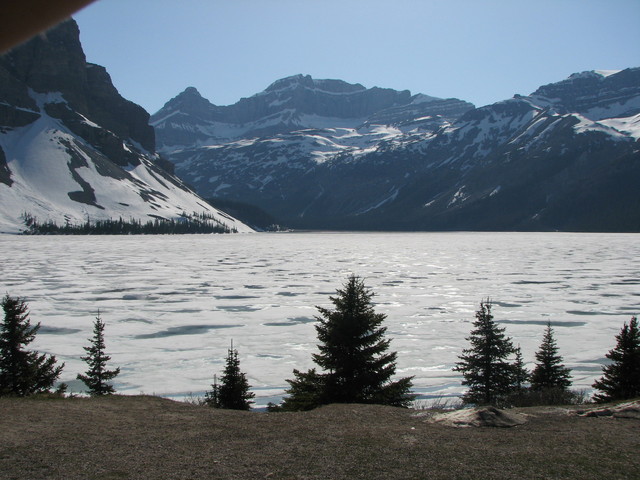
595, 70, 622, 77
573, 112, 640, 140
583, 95, 640, 122
599, 113, 640, 139
0, 94, 253, 233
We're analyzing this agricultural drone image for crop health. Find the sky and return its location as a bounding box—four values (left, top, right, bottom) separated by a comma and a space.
73, 0, 640, 115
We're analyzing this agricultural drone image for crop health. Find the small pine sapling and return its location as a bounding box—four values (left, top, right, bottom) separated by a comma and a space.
513, 345, 530, 391
204, 374, 220, 408
207, 341, 255, 410
77, 313, 120, 396
530, 322, 572, 391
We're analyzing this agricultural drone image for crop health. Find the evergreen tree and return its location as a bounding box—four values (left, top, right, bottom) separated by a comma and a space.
207, 342, 255, 410
592, 316, 640, 403
0, 295, 64, 396
513, 344, 529, 391
454, 301, 518, 405
278, 368, 326, 411
530, 322, 571, 391
204, 374, 220, 407
77, 313, 120, 395
281, 275, 414, 410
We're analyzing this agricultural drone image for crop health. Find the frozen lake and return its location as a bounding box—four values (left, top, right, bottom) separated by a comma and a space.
1, 231, 639, 407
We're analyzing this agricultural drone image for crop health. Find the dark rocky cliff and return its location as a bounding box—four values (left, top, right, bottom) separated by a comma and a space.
0, 19, 155, 155
151, 74, 473, 149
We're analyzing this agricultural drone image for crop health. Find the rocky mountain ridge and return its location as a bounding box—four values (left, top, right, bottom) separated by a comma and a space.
151, 74, 473, 151
0, 20, 252, 233
154, 68, 640, 231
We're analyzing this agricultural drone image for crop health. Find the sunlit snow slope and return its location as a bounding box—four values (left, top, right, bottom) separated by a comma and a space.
0, 20, 252, 233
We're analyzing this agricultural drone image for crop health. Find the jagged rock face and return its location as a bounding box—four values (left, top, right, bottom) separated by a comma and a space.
0, 147, 11, 186
2, 20, 88, 109
151, 74, 473, 150
83, 63, 155, 153
0, 20, 155, 153
149, 87, 218, 148
254, 74, 412, 120
530, 69, 640, 117
154, 68, 640, 232
0, 19, 251, 233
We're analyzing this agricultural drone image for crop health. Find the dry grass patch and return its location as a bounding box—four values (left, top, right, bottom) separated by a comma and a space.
1, 396, 639, 479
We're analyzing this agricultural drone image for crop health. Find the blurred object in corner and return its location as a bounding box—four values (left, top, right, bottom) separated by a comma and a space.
1, 0, 96, 53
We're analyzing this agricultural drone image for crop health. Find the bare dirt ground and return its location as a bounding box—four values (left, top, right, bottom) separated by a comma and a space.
1, 395, 638, 480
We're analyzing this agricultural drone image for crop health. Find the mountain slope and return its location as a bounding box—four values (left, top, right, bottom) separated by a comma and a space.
0, 20, 252, 233
152, 75, 474, 221
154, 69, 640, 232
359, 68, 640, 231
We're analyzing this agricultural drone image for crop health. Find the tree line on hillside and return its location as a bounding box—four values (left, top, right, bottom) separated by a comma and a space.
1, 278, 639, 410
20, 212, 237, 235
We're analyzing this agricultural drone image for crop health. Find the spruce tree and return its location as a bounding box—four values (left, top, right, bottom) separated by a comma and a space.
281, 275, 414, 410
592, 316, 640, 403
454, 301, 518, 405
530, 322, 571, 391
0, 295, 64, 396
204, 374, 219, 407
77, 313, 120, 395
207, 342, 254, 410
278, 368, 326, 411
513, 345, 529, 391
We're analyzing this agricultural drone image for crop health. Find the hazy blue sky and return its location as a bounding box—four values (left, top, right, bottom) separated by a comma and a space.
74, 0, 640, 114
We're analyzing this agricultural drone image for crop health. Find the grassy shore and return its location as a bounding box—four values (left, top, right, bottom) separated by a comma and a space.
1, 395, 638, 480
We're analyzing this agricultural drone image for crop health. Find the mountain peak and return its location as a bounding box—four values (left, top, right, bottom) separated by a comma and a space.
181, 86, 203, 97
264, 74, 314, 92
263, 74, 367, 96
153, 85, 215, 119
153, 74, 473, 151
529, 67, 640, 114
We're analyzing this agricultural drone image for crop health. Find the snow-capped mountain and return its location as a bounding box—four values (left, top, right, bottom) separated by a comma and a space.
151, 75, 473, 152
151, 75, 474, 223
0, 20, 252, 234
368, 68, 640, 231
155, 68, 640, 231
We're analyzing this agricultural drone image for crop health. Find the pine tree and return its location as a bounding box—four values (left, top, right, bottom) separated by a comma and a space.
454, 300, 518, 405
77, 313, 120, 395
207, 342, 255, 410
278, 368, 326, 411
513, 344, 529, 391
281, 275, 414, 410
204, 374, 220, 407
530, 322, 571, 391
0, 295, 64, 396
592, 316, 640, 403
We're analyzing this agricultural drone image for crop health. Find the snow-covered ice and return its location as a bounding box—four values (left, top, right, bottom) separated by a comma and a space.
1, 231, 638, 407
